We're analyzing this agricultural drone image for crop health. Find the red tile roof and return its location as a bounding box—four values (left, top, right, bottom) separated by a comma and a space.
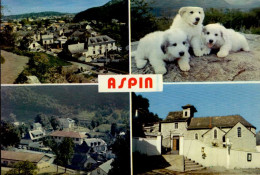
50, 131, 86, 139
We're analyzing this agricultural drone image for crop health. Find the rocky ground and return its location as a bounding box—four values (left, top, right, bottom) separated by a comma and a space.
131, 34, 260, 82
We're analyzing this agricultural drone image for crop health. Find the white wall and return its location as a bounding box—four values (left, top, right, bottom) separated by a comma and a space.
161, 122, 187, 148
229, 150, 260, 169
132, 136, 161, 156
183, 139, 227, 168
183, 139, 260, 169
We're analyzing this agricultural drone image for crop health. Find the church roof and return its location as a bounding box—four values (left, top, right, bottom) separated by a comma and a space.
188, 115, 256, 130
162, 111, 189, 122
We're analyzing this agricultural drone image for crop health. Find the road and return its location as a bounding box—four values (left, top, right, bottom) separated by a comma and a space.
1, 50, 29, 84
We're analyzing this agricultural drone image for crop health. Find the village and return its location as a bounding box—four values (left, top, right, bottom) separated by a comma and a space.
1, 12, 128, 83
1, 116, 127, 174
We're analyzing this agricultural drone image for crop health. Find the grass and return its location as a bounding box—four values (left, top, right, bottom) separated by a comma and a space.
9, 48, 72, 83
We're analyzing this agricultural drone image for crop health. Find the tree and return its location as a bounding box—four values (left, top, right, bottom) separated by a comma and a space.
6, 160, 37, 175
34, 114, 50, 128
111, 123, 118, 137
50, 116, 59, 130
131, 0, 158, 41
54, 137, 75, 173
132, 93, 161, 137
108, 131, 130, 175
0, 120, 21, 148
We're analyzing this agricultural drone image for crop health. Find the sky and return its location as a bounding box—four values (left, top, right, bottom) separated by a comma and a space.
137, 83, 260, 132
2, 0, 110, 16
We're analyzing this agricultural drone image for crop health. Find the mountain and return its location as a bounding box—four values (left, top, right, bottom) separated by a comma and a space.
73, 0, 127, 23
1, 86, 129, 122
3, 11, 72, 20
145, 0, 260, 17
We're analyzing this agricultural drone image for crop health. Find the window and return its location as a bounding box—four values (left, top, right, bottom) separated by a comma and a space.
93, 51, 95, 54
238, 127, 241, 137
76, 138, 79, 141
185, 111, 188, 116
247, 153, 252, 162
195, 133, 198, 140
175, 123, 178, 129
214, 129, 217, 139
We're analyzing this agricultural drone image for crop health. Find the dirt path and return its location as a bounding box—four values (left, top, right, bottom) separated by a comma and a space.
1, 50, 29, 84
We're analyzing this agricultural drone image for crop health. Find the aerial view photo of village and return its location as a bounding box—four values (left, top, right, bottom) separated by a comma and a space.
1, 0, 128, 84
1, 85, 130, 174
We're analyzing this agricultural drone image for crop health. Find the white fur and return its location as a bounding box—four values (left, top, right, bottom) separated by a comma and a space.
170, 6, 206, 57
134, 29, 190, 74
202, 23, 250, 57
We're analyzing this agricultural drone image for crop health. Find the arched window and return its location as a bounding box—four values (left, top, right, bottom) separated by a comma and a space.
214, 129, 217, 139
195, 133, 198, 140
237, 127, 241, 137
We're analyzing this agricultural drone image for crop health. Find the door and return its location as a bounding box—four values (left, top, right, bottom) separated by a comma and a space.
172, 137, 179, 151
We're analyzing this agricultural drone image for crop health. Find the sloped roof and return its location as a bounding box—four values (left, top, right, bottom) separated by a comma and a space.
88, 35, 115, 46
188, 115, 256, 130
50, 130, 86, 139
162, 111, 189, 122
1, 150, 45, 163
99, 159, 113, 173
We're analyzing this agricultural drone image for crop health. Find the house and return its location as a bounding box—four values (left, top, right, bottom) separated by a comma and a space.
28, 41, 42, 51
1, 150, 54, 169
68, 43, 87, 57
70, 30, 84, 40
41, 33, 54, 46
70, 153, 97, 170
91, 159, 114, 175
33, 122, 43, 131
58, 118, 75, 129
84, 138, 107, 153
160, 104, 257, 153
50, 130, 88, 145
84, 35, 117, 60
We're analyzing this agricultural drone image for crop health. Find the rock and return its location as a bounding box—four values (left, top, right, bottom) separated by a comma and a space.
131, 34, 260, 81
25, 76, 41, 84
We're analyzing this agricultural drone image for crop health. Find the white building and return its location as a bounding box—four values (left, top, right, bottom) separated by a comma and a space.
84, 138, 107, 153
159, 104, 257, 153
28, 41, 42, 51
134, 104, 260, 169
83, 35, 117, 61
91, 159, 113, 175
58, 118, 75, 129
41, 34, 54, 45
50, 130, 88, 145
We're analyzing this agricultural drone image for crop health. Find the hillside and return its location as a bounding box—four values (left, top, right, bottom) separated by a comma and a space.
3, 11, 72, 20
73, 0, 127, 23
1, 86, 129, 122
145, 0, 260, 17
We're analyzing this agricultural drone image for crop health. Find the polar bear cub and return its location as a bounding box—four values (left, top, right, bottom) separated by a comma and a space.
203, 23, 250, 57
134, 29, 190, 74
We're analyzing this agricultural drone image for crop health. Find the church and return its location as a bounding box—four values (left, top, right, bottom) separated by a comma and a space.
135, 104, 260, 169
160, 104, 257, 153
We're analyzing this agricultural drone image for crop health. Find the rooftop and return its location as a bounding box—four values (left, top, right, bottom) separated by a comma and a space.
88, 35, 115, 46
188, 115, 256, 130
1, 150, 45, 163
50, 130, 86, 139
